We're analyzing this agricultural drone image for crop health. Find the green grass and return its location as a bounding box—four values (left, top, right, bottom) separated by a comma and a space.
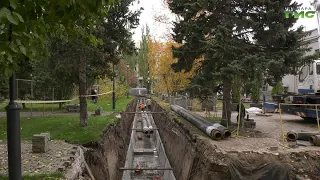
0, 173, 65, 180
0, 115, 115, 144
204, 116, 222, 123
0, 97, 134, 112
80, 96, 134, 112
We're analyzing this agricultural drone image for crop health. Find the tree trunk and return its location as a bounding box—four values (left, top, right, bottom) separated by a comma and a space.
79, 55, 88, 127
222, 79, 232, 124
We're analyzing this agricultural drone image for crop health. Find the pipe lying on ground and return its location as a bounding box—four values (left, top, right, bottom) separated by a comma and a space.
286, 130, 320, 141
175, 105, 231, 139
309, 135, 320, 146
170, 105, 222, 140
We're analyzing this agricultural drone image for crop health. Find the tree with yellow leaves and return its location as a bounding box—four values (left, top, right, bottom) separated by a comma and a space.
148, 38, 201, 95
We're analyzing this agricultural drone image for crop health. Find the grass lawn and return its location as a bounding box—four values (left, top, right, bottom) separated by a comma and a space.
0, 173, 65, 180
0, 115, 115, 144
0, 97, 134, 112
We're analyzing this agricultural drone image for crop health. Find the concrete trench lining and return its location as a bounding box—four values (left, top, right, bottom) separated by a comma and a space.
122, 99, 176, 180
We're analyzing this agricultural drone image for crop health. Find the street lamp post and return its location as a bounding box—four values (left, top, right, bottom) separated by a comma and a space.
126, 63, 129, 99
112, 63, 116, 111
6, 16, 22, 180
6, 73, 22, 180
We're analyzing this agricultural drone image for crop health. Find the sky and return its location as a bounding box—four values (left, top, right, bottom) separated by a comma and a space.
131, 0, 319, 46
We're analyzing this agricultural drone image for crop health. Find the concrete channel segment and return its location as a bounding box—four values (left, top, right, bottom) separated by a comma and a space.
122, 99, 176, 180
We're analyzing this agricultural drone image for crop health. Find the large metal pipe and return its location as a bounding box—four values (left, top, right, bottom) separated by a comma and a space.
170, 105, 222, 140
146, 114, 154, 133
142, 117, 149, 134
286, 130, 320, 141
309, 135, 320, 146
141, 113, 152, 133
174, 105, 231, 139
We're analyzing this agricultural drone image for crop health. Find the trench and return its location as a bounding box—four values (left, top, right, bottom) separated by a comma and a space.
82, 98, 320, 180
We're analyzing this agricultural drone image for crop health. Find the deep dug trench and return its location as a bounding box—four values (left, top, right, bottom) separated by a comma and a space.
84, 99, 320, 180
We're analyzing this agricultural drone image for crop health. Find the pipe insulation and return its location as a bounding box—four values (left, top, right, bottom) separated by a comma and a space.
310, 135, 320, 146
142, 117, 149, 134
170, 105, 222, 140
141, 113, 153, 133
286, 130, 320, 141
147, 113, 154, 133
175, 105, 231, 139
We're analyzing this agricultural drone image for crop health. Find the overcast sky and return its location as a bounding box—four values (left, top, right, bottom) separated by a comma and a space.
131, 0, 319, 46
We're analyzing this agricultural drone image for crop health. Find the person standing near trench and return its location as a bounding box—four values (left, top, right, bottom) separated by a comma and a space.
237, 100, 246, 123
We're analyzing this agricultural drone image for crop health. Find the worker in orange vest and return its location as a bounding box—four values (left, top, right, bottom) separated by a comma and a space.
139, 103, 145, 111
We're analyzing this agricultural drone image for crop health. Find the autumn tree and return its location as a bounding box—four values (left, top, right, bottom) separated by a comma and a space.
148, 38, 200, 95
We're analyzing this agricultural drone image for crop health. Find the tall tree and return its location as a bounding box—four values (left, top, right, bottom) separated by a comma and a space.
168, 0, 311, 124
137, 25, 150, 89
148, 38, 200, 95
0, 0, 116, 80
28, 0, 141, 126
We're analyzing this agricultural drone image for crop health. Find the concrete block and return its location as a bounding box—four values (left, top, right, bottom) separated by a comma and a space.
244, 121, 256, 129
40, 133, 51, 141
32, 134, 49, 153
95, 107, 103, 115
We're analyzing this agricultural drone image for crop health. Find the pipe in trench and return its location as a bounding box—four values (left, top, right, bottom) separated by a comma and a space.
170, 105, 222, 140
309, 134, 320, 146
142, 117, 149, 134
147, 113, 154, 133
286, 130, 320, 141
175, 105, 231, 139
141, 113, 153, 133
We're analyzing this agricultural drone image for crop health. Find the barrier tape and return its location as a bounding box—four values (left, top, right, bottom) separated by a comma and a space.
79, 91, 112, 97
0, 91, 113, 104
12, 98, 78, 104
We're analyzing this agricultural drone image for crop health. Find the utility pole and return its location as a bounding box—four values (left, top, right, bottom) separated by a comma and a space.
6, 7, 22, 179
112, 63, 116, 111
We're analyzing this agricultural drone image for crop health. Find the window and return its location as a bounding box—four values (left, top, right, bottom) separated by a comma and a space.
317, 63, 320, 75
299, 64, 309, 82
309, 63, 313, 75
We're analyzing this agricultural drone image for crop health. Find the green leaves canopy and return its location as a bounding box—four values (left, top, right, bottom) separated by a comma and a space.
0, 0, 117, 80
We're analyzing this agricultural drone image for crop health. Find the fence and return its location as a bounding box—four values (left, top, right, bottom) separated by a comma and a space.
0, 91, 113, 118
157, 94, 223, 119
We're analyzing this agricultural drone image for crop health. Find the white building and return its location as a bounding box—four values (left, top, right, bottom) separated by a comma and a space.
263, 28, 320, 94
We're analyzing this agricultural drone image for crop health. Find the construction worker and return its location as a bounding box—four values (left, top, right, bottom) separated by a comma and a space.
237, 100, 246, 123
139, 103, 145, 111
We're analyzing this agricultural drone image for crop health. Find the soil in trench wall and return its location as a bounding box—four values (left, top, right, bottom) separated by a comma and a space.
84, 98, 137, 180
83, 99, 320, 180
151, 100, 320, 180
